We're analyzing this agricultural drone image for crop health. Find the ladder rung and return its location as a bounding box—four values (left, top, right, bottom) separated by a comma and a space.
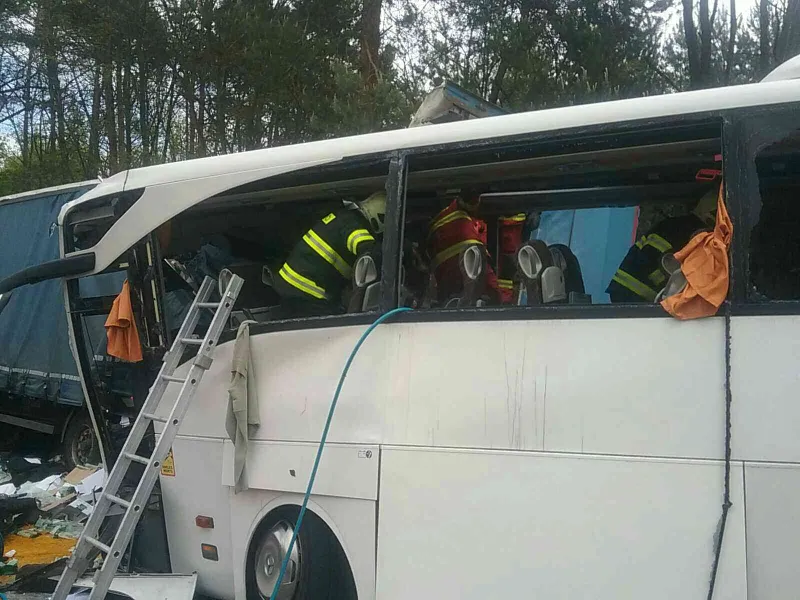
123, 452, 150, 466
85, 536, 111, 554
105, 493, 131, 509
142, 412, 167, 423
161, 374, 186, 384
181, 338, 203, 345
197, 302, 220, 308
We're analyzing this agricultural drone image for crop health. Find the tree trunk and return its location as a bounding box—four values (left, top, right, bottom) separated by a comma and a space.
161, 75, 178, 163
197, 82, 207, 157
760, 0, 772, 76
216, 69, 227, 154
682, 0, 703, 88
103, 64, 119, 174
116, 64, 127, 169
360, 0, 382, 88
21, 47, 33, 167
124, 61, 133, 164
725, 0, 737, 83
87, 67, 102, 178
698, 0, 712, 86
489, 62, 508, 105
776, 0, 800, 64
139, 63, 150, 166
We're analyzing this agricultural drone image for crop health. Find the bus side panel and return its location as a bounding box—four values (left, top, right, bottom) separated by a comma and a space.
160, 317, 725, 462
732, 315, 800, 462
383, 318, 725, 460
743, 463, 800, 599
160, 436, 235, 600
376, 447, 746, 600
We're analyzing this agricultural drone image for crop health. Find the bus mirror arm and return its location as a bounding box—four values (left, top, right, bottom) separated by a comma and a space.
0, 252, 96, 296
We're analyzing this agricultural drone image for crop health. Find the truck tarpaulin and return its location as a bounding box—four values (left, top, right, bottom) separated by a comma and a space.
0, 186, 94, 406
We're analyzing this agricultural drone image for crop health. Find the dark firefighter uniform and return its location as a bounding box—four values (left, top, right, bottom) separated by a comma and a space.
275, 209, 377, 307
428, 199, 500, 303
607, 213, 708, 303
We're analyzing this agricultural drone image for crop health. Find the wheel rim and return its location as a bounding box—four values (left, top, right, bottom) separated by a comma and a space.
253, 520, 301, 600
73, 425, 97, 466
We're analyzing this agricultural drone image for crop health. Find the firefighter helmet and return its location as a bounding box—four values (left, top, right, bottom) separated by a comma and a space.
358, 191, 387, 234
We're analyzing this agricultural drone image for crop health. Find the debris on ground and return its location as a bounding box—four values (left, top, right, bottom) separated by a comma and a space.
0, 455, 105, 592
31, 519, 83, 540
0, 465, 11, 486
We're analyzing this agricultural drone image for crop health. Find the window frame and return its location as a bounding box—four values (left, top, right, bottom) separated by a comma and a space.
391, 114, 732, 323
215, 153, 404, 340
723, 103, 800, 315
130, 100, 800, 343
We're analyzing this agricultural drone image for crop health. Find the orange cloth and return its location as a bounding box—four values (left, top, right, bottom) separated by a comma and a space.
661, 186, 732, 320
105, 280, 143, 362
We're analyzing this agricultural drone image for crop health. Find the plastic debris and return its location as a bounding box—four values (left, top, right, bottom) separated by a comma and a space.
3, 550, 15, 559
14, 530, 39, 539
0, 559, 17, 575
33, 519, 83, 540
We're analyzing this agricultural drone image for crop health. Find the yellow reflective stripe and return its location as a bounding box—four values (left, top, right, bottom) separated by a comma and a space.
643, 233, 672, 253
648, 268, 667, 286
304, 229, 352, 278
346, 229, 374, 255
432, 239, 482, 269
430, 210, 471, 234
611, 269, 657, 301
498, 278, 514, 290
279, 264, 328, 300
322, 212, 336, 225
501, 213, 526, 223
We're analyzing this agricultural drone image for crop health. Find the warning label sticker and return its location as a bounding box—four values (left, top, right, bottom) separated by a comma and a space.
161, 449, 176, 477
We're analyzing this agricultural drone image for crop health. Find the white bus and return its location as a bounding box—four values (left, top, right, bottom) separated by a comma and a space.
5, 65, 800, 600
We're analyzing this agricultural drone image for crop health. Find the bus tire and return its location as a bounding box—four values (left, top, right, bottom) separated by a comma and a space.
62, 412, 100, 470
245, 506, 357, 600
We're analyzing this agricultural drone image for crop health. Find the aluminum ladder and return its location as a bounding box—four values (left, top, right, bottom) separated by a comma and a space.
53, 274, 244, 600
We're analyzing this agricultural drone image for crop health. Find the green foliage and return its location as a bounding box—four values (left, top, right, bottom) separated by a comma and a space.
0, 0, 795, 197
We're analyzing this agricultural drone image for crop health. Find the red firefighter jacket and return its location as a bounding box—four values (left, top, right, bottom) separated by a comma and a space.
427, 200, 500, 303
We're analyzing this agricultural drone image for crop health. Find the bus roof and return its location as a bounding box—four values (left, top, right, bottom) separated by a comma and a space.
62, 78, 800, 274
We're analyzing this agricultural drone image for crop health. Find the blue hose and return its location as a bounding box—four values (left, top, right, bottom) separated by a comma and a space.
269, 307, 412, 599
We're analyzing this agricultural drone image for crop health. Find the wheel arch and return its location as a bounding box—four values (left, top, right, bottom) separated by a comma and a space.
244, 494, 360, 598
58, 407, 80, 443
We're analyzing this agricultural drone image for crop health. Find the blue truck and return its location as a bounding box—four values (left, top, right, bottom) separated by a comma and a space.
0, 181, 129, 469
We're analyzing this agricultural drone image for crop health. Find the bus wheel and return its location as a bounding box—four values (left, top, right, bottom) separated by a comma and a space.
245, 507, 357, 600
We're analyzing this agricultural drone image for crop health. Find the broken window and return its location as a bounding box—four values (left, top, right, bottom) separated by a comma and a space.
745, 116, 800, 302
401, 121, 722, 309
152, 159, 391, 328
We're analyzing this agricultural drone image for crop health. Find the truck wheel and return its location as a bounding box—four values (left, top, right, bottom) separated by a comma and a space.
63, 413, 100, 470
245, 507, 356, 600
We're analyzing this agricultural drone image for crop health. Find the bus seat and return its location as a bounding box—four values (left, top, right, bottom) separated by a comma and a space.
548, 244, 591, 304
224, 260, 280, 308
516, 240, 551, 305
654, 253, 687, 303
262, 265, 274, 288
457, 244, 487, 307
348, 253, 381, 313
517, 241, 592, 305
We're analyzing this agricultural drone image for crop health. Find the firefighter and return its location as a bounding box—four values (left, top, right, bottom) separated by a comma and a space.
427, 189, 501, 304
273, 191, 385, 314
607, 185, 719, 303
497, 213, 528, 304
